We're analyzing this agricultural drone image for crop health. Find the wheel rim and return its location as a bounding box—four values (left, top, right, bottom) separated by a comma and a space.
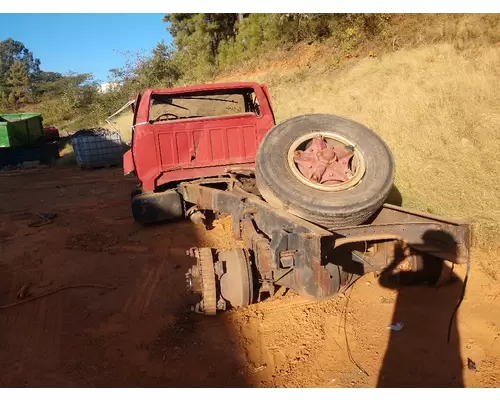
287, 131, 366, 192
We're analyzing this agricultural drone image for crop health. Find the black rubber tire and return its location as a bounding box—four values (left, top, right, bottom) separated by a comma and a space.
255, 114, 395, 229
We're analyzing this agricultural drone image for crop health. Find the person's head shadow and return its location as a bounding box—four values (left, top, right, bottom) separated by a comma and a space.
376, 230, 466, 388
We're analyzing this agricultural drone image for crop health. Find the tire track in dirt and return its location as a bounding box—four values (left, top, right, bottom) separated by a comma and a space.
82, 235, 179, 384
33, 295, 62, 370
123, 236, 173, 322
0, 285, 63, 385
123, 260, 161, 321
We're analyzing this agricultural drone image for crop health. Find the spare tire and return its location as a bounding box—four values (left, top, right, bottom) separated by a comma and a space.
255, 114, 395, 229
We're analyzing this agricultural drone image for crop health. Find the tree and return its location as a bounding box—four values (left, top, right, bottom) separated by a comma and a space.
162, 14, 241, 81
32, 71, 63, 84
5, 60, 30, 108
138, 40, 180, 87
164, 13, 239, 59
30, 71, 64, 97
160, 13, 390, 78
0, 38, 43, 108
0, 38, 40, 85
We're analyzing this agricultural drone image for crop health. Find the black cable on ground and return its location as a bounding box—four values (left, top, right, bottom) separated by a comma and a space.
447, 254, 470, 344
0, 284, 116, 309
343, 283, 369, 377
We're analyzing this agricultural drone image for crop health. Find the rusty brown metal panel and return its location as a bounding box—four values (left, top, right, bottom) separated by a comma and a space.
178, 182, 472, 265
240, 219, 273, 274
333, 221, 471, 264
372, 203, 470, 226
178, 181, 331, 237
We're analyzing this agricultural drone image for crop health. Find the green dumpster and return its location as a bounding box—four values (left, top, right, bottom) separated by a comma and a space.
0, 112, 44, 148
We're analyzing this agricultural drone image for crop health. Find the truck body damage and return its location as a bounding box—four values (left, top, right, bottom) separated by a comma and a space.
122, 82, 471, 315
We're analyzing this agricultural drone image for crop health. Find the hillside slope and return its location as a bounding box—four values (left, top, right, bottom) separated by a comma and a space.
216, 43, 500, 255
105, 18, 500, 266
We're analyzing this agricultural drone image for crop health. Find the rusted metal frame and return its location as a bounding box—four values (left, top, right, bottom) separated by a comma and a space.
372, 203, 468, 226
332, 221, 470, 264
240, 219, 273, 274
275, 234, 336, 300
240, 218, 275, 297
224, 166, 256, 175
237, 201, 327, 279
361, 204, 472, 263
234, 202, 332, 299
177, 182, 329, 294
183, 176, 235, 186
177, 182, 471, 271
177, 182, 325, 296
178, 180, 329, 237
350, 240, 398, 273
177, 182, 473, 302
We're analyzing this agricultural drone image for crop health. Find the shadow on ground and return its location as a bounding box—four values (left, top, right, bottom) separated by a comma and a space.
377, 230, 465, 387
0, 167, 251, 387
0, 171, 469, 388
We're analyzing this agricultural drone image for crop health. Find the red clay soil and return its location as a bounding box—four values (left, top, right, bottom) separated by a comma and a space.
0, 167, 499, 387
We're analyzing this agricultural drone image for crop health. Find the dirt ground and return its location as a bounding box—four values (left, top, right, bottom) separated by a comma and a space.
0, 167, 499, 388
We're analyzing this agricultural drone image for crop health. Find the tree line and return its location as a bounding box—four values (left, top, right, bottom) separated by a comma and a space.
0, 14, 389, 128
163, 14, 388, 82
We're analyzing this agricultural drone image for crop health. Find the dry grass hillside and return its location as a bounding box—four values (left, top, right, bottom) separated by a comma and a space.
225, 44, 500, 251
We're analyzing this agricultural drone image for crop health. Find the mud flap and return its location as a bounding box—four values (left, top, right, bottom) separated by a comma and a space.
123, 150, 134, 176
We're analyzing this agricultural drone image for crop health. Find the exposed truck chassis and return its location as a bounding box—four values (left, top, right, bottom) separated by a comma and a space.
135, 173, 471, 315
120, 82, 472, 315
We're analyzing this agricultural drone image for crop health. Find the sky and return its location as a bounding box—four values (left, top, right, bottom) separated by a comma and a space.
0, 13, 173, 82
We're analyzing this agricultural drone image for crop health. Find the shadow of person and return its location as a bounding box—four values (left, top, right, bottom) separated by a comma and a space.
376, 230, 466, 388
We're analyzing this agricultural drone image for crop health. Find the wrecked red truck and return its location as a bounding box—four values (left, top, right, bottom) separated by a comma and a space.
122, 82, 471, 315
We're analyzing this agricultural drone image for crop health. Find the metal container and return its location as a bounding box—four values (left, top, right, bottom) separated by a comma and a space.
71, 129, 129, 169
0, 113, 44, 148
0, 142, 58, 168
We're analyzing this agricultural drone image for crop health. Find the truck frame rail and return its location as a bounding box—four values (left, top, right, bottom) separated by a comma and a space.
178, 178, 471, 302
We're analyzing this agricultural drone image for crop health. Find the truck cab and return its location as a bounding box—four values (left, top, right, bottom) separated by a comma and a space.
123, 82, 275, 192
